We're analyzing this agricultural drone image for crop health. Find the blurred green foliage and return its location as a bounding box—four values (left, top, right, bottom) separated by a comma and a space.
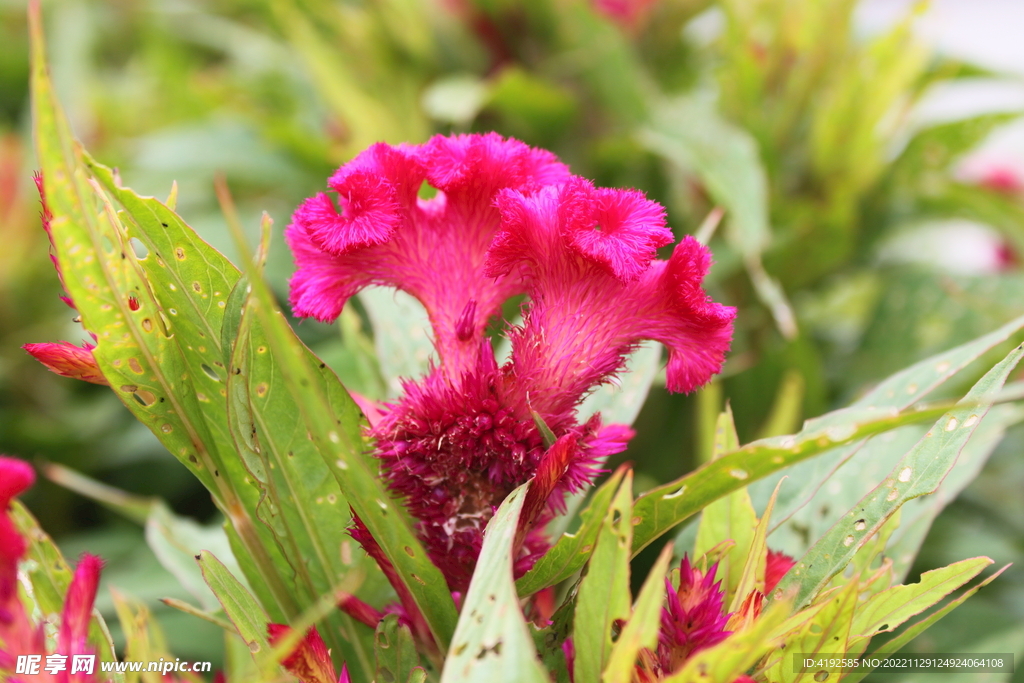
3, 0, 1024, 674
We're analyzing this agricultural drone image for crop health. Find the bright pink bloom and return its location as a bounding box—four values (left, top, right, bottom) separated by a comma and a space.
23, 342, 108, 386
267, 623, 343, 683
592, 0, 660, 31
765, 549, 795, 595
287, 134, 733, 598
1, 456, 105, 683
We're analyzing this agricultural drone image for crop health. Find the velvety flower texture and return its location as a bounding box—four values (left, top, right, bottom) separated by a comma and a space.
287, 133, 734, 597
0, 456, 104, 683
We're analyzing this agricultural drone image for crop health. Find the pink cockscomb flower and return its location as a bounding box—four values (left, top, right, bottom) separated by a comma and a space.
287, 134, 734, 599
634, 557, 732, 681
0, 456, 104, 683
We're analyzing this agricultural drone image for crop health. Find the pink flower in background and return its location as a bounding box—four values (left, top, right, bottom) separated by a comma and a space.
0, 456, 104, 683
765, 548, 796, 594
23, 342, 108, 386
287, 134, 733, 610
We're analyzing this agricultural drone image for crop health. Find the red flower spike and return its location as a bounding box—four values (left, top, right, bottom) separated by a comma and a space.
635, 556, 733, 680
23, 341, 108, 386
58, 554, 103, 657
337, 593, 383, 630
338, 663, 351, 683
765, 549, 796, 594
267, 623, 338, 683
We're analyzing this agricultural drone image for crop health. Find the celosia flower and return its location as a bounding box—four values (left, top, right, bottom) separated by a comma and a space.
23, 342, 108, 386
0, 456, 104, 683
267, 623, 345, 683
286, 134, 734, 602
633, 557, 731, 682
23, 172, 106, 386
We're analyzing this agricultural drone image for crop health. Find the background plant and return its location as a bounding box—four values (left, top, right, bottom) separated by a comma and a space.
2, 0, 1024, 680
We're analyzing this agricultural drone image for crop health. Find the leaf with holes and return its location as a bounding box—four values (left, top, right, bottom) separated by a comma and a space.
231, 215, 459, 651
376, 614, 421, 683
440, 485, 549, 683
629, 393, 994, 558
573, 472, 634, 683
849, 557, 992, 640
226, 257, 379, 679
517, 467, 628, 597
30, 9, 297, 624
839, 565, 1010, 683
751, 314, 1024, 555
771, 342, 1024, 610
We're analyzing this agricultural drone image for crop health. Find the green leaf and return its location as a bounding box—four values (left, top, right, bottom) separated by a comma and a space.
360, 288, 436, 397
30, 6, 299, 624
376, 615, 421, 683
849, 557, 992, 638
753, 314, 1024, 556
516, 467, 627, 597
10, 501, 121, 681
602, 543, 673, 683
225, 258, 378, 677
728, 480, 782, 613
229, 215, 458, 650
197, 550, 272, 660
694, 407, 756, 601
642, 95, 769, 254
772, 342, 1024, 609
839, 565, 1010, 683
573, 471, 634, 683
440, 485, 550, 683
631, 393, 1005, 558
884, 401, 1024, 581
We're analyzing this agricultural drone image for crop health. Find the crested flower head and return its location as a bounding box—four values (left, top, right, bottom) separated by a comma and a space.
287, 134, 733, 596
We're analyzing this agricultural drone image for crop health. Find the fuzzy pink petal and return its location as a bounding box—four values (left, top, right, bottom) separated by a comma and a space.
566, 185, 673, 282
23, 342, 108, 386
492, 183, 734, 416
0, 458, 35, 613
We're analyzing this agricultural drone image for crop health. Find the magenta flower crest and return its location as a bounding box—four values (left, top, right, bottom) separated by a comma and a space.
287, 134, 734, 601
